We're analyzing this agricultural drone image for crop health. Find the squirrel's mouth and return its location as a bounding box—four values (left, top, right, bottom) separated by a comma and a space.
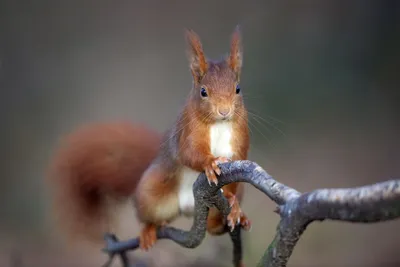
216, 114, 233, 121
213, 109, 233, 122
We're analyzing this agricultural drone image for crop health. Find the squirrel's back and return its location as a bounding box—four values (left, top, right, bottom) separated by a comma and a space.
47, 121, 161, 243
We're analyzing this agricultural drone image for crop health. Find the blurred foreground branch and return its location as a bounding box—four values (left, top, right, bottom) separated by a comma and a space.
102, 160, 400, 267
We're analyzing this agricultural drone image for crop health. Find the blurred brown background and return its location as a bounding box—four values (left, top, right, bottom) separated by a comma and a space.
1, 0, 400, 266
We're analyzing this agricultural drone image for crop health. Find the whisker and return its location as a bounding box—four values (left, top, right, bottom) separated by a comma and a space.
250, 115, 275, 136
235, 110, 275, 148
233, 110, 254, 136
248, 108, 287, 125
247, 111, 286, 137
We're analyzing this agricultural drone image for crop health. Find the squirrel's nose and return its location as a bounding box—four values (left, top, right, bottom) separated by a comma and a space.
218, 107, 231, 117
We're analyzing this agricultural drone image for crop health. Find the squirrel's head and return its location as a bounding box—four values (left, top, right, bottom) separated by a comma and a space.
185, 26, 244, 122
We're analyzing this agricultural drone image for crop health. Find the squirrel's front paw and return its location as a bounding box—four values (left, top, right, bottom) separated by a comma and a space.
203, 156, 231, 185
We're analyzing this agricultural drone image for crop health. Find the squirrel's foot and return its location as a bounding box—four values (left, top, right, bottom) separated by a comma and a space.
239, 213, 252, 231
225, 192, 251, 232
203, 156, 231, 186
139, 224, 157, 251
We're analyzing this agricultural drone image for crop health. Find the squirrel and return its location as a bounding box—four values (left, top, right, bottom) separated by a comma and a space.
47, 26, 251, 252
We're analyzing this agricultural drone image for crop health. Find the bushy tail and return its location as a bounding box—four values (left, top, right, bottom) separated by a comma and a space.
46, 122, 161, 244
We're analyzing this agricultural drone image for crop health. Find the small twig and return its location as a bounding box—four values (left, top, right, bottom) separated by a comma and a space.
229, 226, 243, 267
103, 234, 130, 267
101, 160, 400, 267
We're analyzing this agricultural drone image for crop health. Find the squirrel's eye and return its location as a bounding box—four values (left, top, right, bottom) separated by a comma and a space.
200, 87, 208, 98
236, 84, 241, 94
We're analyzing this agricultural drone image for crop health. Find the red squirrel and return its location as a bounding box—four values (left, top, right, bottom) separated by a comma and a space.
47, 26, 251, 252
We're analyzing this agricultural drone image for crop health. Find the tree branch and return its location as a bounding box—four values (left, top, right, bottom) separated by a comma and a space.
102, 160, 400, 267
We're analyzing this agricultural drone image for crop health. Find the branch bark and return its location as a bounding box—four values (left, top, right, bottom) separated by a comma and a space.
102, 160, 400, 267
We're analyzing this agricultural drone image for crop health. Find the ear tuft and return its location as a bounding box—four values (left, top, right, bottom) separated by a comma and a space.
228, 25, 243, 77
185, 29, 208, 83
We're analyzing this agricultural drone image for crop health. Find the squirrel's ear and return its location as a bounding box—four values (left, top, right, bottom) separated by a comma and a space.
227, 25, 243, 77
185, 29, 208, 84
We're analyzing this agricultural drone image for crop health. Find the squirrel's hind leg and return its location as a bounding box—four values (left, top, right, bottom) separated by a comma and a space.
139, 223, 157, 251
133, 164, 180, 251
207, 183, 251, 235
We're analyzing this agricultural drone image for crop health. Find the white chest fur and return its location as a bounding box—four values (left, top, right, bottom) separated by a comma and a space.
178, 122, 234, 216
178, 166, 200, 216
209, 121, 234, 158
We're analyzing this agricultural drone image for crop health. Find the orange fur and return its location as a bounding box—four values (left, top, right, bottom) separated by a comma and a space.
133, 163, 180, 224
228, 25, 243, 77
47, 28, 250, 261
132, 27, 251, 249
185, 29, 208, 83
47, 122, 161, 243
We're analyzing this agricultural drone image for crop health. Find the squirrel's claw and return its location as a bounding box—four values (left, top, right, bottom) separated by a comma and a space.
240, 214, 252, 231
225, 192, 252, 232
204, 166, 218, 185
226, 194, 241, 232
203, 156, 232, 186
